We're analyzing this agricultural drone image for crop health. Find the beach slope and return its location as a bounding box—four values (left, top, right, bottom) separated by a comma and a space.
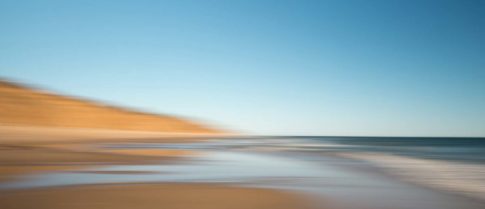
0, 79, 220, 134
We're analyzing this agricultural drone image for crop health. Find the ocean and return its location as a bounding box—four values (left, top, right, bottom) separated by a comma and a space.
264, 136, 485, 202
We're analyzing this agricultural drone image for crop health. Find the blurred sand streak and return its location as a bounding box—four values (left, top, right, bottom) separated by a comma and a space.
0, 125, 227, 144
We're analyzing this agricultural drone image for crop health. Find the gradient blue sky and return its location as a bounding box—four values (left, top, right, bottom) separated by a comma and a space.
1, 0, 484, 136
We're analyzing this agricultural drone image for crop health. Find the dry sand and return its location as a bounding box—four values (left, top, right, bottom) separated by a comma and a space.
0, 183, 315, 209
0, 80, 221, 133
0, 125, 228, 144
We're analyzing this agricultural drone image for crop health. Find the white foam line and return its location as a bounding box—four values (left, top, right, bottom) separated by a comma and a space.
339, 152, 485, 201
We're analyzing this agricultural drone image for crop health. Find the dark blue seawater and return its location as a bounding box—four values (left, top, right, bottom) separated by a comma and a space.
303, 136, 485, 163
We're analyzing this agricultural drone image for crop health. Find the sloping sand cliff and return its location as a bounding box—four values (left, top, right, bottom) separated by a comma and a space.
0, 80, 219, 134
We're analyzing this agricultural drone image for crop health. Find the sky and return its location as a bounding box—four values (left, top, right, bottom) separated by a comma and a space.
0, 0, 484, 136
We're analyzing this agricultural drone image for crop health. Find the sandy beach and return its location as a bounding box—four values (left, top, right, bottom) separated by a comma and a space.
0, 126, 199, 182
0, 183, 314, 209
0, 126, 317, 209
2, 1, 483, 208
2, 126, 485, 209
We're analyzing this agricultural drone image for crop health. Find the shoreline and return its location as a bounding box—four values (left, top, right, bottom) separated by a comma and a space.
0, 126, 320, 209
336, 152, 485, 202
0, 126, 209, 182
3, 126, 484, 209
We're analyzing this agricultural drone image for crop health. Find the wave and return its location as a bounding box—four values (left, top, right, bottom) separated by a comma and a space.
339, 152, 485, 201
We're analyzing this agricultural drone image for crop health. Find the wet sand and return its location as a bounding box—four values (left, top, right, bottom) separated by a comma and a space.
0, 144, 169, 182
0, 126, 317, 209
0, 126, 222, 182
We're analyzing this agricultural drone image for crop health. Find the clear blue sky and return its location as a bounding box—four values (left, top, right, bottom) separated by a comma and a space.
1, 0, 484, 136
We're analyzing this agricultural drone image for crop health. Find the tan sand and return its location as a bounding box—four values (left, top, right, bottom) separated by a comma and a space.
0, 126, 199, 182
0, 78, 230, 180
0, 144, 170, 182
0, 183, 316, 209
0, 146, 321, 209
0, 80, 321, 208
0, 80, 222, 134
0, 125, 229, 144
0, 126, 321, 209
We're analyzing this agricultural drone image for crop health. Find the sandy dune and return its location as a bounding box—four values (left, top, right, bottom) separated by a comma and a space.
0, 80, 221, 134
